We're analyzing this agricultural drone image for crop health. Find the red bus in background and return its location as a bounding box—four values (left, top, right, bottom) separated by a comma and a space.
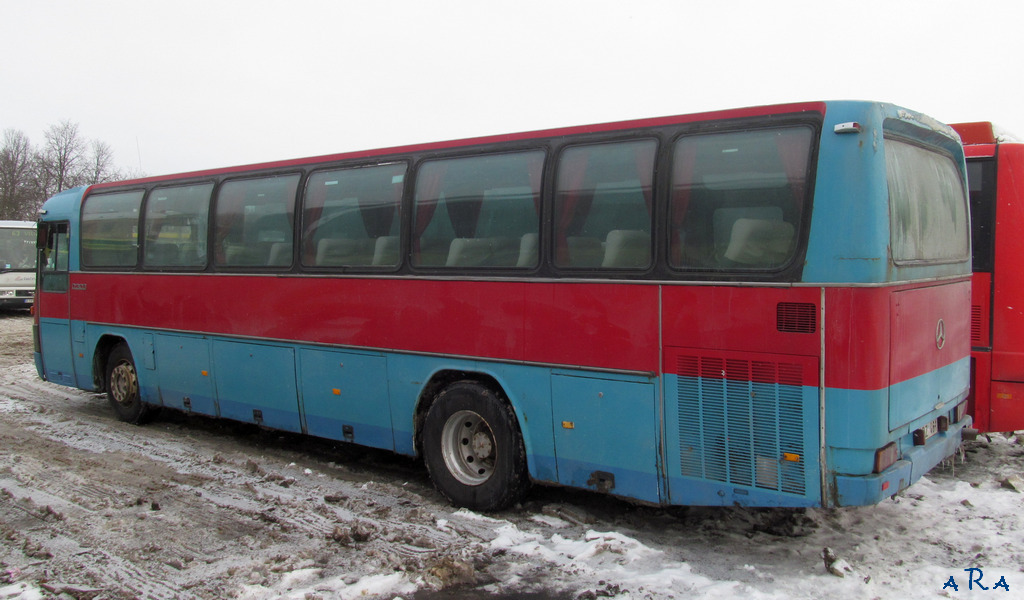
953, 121, 1024, 433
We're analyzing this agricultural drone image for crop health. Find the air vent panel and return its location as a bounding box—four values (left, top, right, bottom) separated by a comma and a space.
777, 302, 817, 334
673, 351, 813, 497
971, 304, 983, 345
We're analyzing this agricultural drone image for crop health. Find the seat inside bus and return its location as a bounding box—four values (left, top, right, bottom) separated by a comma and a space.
315, 236, 401, 267
722, 217, 795, 266
674, 184, 797, 269
445, 237, 520, 267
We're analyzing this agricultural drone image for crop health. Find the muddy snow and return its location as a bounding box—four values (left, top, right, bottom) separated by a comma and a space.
0, 310, 1021, 599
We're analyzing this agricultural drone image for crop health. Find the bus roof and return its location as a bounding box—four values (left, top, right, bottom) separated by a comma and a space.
951, 122, 998, 145
952, 121, 1022, 146
88, 101, 829, 190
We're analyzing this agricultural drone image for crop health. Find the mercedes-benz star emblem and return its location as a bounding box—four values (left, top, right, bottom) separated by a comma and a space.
935, 319, 946, 350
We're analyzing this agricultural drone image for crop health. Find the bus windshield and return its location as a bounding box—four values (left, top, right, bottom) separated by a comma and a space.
0, 224, 37, 271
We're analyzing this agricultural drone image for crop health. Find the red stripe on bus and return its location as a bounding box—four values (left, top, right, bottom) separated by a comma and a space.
46, 271, 968, 391
60, 273, 660, 374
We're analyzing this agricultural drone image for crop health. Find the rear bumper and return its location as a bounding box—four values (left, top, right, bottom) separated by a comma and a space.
834, 414, 970, 506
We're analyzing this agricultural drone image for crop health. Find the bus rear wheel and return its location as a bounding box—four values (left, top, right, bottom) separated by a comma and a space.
422, 381, 527, 511
105, 343, 152, 424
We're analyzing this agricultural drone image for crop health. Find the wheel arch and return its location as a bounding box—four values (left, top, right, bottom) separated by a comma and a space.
413, 368, 527, 460
92, 334, 129, 391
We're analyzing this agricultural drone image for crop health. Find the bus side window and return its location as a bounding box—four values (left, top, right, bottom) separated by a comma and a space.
143, 183, 212, 269
412, 151, 543, 269
301, 163, 406, 268
670, 127, 811, 270
554, 140, 656, 270
215, 174, 300, 268
81, 190, 143, 268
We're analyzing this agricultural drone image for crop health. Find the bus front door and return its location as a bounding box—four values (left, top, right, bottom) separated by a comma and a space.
35, 221, 77, 386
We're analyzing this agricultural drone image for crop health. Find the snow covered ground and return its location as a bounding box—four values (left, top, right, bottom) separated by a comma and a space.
1, 311, 1021, 599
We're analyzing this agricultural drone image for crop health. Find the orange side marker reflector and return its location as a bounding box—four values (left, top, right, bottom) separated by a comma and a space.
782, 453, 801, 463
201, 370, 209, 377
562, 421, 575, 429
332, 388, 341, 395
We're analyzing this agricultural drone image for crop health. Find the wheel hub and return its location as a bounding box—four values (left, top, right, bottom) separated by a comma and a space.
471, 431, 493, 460
110, 361, 138, 407
440, 409, 496, 486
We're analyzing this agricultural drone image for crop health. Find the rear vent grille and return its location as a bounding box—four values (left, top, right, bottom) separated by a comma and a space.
777, 303, 817, 334
676, 354, 806, 495
971, 304, 983, 345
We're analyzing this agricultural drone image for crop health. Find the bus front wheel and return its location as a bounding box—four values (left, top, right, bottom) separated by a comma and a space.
105, 343, 152, 424
422, 382, 528, 511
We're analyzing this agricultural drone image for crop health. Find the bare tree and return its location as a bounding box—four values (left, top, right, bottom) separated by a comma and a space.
0, 129, 37, 219
38, 119, 87, 197
1, 121, 139, 217
83, 139, 118, 185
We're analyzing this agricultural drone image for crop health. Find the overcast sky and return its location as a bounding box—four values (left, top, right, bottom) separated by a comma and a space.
2, 0, 1022, 178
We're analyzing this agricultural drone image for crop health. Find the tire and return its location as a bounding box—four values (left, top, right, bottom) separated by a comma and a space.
422, 381, 528, 511
105, 343, 152, 424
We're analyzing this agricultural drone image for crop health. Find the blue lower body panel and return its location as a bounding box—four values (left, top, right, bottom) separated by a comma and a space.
550, 372, 661, 504
54, 322, 967, 509
37, 319, 76, 386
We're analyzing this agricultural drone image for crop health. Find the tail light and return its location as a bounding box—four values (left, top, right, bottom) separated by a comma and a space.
954, 401, 968, 423
874, 442, 899, 473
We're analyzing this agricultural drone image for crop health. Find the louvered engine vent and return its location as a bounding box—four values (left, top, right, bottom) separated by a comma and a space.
971, 305, 983, 345
777, 302, 816, 334
675, 354, 807, 495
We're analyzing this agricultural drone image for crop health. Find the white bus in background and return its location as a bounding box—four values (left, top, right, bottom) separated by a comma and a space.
0, 220, 37, 309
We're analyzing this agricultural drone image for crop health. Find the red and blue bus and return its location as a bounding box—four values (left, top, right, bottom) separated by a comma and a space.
952, 121, 1024, 433
0, 220, 37, 309
34, 101, 972, 511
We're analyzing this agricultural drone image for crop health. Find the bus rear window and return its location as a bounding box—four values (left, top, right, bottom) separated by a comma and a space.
885, 139, 968, 264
